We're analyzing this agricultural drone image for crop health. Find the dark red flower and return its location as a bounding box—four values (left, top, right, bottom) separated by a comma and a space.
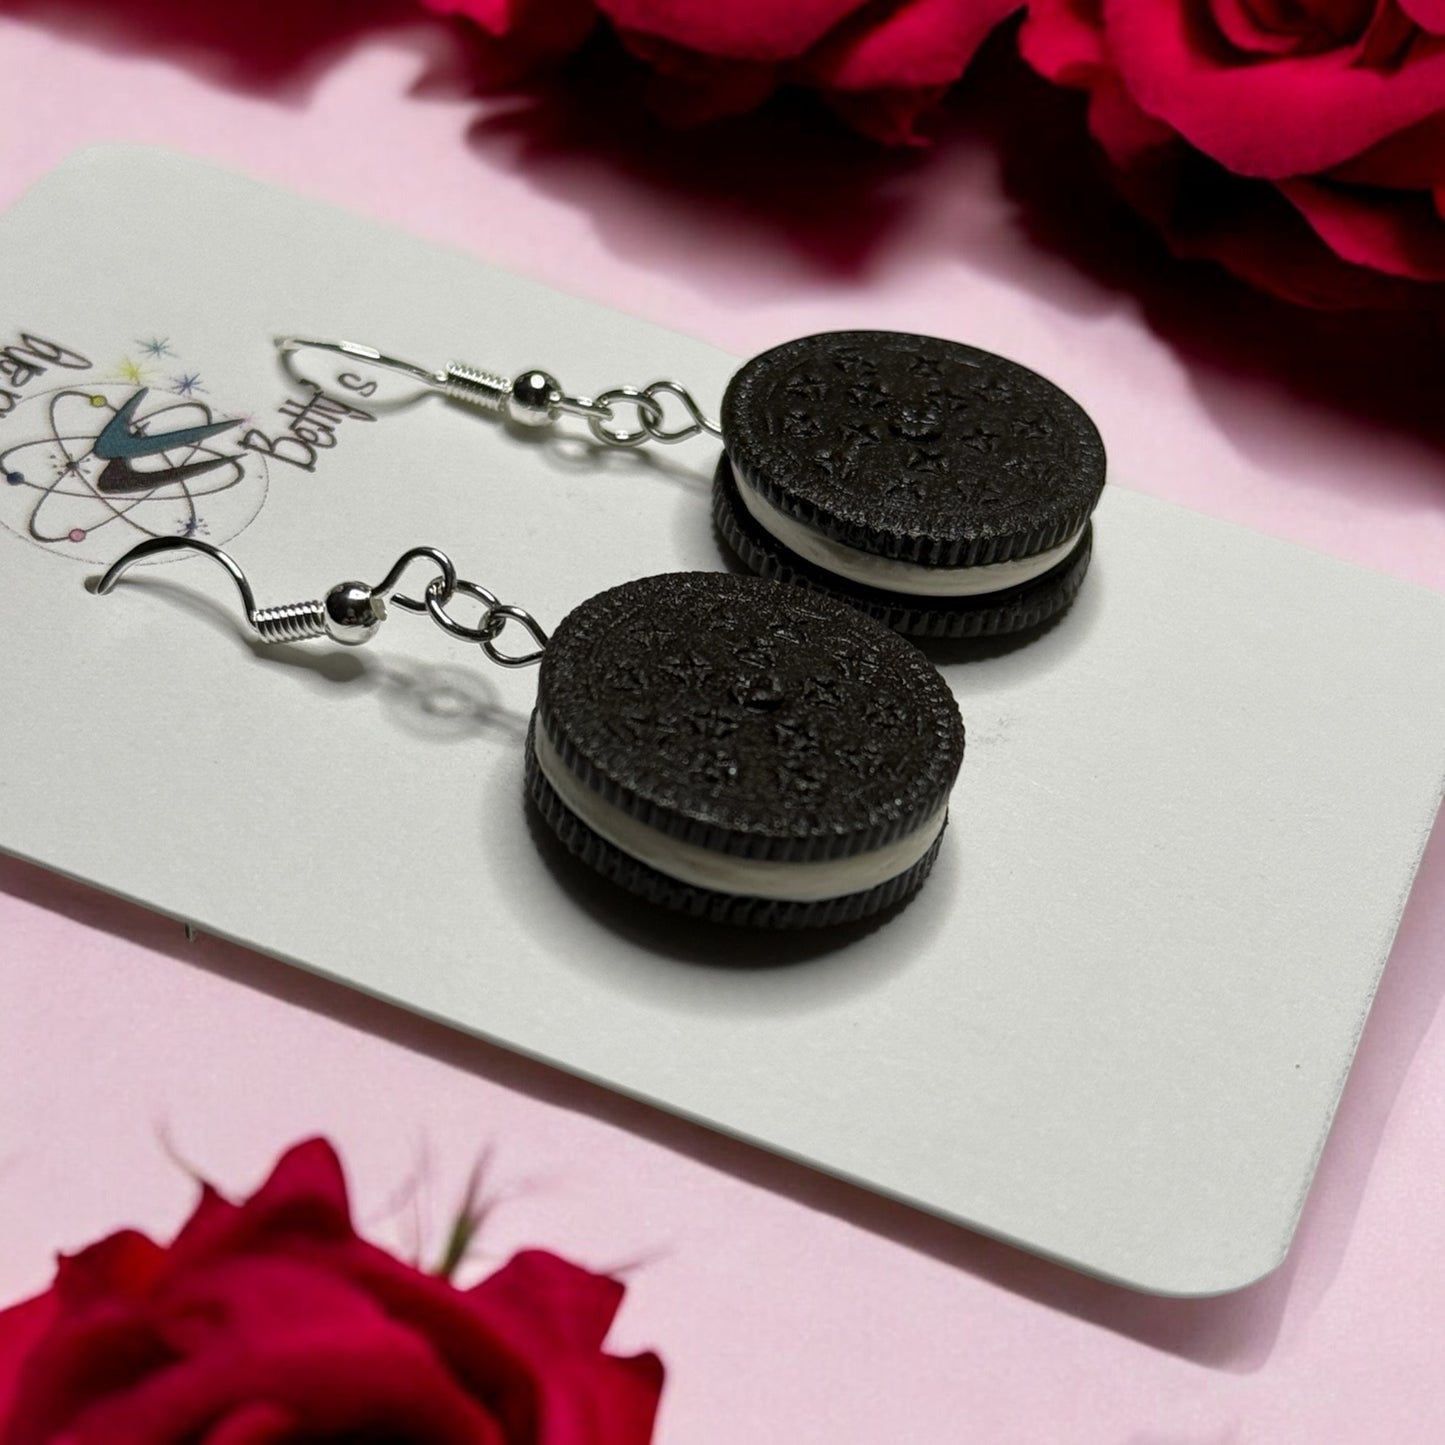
425, 0, 1022, 141
1021, 0, 1445, 307
0, 1140, 662, 1444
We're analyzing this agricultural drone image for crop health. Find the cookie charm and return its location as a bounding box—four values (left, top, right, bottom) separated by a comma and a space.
277, 331, 1105, 639
526, 572, 965, 927
714, 332, 1105, 639
96, 543, 965, 930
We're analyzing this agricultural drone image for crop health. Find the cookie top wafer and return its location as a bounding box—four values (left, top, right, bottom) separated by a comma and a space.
535, 572, 964, 865
722, 331, 1106, 568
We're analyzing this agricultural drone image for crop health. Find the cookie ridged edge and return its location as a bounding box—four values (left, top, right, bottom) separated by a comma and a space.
536, 572, 965, 862
715, 457, 1093, 640
721, 331, 1106, 568
526, 720, 948, 929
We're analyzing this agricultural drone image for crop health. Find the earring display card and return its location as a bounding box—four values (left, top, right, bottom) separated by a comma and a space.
4, 147, 1444, 1296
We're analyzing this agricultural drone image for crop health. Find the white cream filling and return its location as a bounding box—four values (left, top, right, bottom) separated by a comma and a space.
732, 461, 1083, 598
535, 726, 948, 902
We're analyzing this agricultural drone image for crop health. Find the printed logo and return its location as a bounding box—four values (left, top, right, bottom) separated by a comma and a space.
0, 336, 266, 563
91, 389, 240, 497
0, 331, 375, 565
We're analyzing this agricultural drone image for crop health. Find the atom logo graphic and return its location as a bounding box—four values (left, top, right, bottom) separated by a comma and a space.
0, 382, 269, 563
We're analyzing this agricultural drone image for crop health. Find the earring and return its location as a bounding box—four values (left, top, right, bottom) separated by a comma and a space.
95, 537, 965, 930
277, 330, 1106, 640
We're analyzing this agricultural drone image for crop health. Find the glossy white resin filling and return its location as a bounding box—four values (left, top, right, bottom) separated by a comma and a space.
732, 461, 1083, 598
534, 725, 948, 902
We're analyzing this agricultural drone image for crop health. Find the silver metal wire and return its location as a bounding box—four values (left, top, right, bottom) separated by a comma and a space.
252, 601, 328, 644
97, 537, 261, 619
482, 604, 549, 668
276, 337, 443, 392
439, 363, 511, 412
275, 336, 721, 447
94, 538, 548, 668
372, 546, 458, 614
425, 577, 503, 644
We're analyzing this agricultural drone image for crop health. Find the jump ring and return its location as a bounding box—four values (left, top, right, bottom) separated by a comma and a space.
481, 604, 549, 667
587, 387, 666, 448
424, 577, 503, 642
639, 380, 717, 443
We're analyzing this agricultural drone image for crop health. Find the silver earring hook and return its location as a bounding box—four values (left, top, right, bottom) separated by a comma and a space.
97, 537, 261, 625
274, 335, 721, 449
95, 536, 392, 646
94, 536, 548, 666
277, 336, 445, 393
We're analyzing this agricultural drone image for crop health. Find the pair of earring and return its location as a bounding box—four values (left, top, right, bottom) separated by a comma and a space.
98, 330, 1106, 930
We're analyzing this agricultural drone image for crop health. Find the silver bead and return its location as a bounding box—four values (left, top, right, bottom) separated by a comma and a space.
506, 369, 562, 427
323, 581, 386, 645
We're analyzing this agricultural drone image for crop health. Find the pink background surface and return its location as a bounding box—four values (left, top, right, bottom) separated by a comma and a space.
4, 7, 1445, 1439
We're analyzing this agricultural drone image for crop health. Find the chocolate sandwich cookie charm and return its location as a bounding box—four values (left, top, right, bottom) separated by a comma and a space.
715, 332, 1104, 638
277, 330, 1106, 638
95, 541, 964, 929
529, 572, 964, 927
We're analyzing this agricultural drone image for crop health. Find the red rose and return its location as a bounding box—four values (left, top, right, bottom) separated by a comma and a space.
425, 0, 1022, 142
421, 0, 596, 65
0, 1140, 662, 1444
1021, 1, 1445, 308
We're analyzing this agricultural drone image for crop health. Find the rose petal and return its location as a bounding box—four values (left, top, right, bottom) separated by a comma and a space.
526, 1347, 665, 1445
469, 1257, 662, 1445
1102, 0, 1445, 176
55, 1231, 165, 1309
155, 1255, 402, 1354
334, 1246, 663, 1444
167, 1139, 353, 1274
1, 1302, 173, 1445
202, 1401, 296, 1445
164, 1186, 241, 1268
422, 0, 595, 53
1280, 174, 1445, 277
1086, 75, 1180, 165
1091, 113, 1442, 307
1210, 0, 1381, 57
68, 1323, 505, 1445
1019, 0, 1112, 83
228, 1138, 351, 1235
342, 1245, 600, 1401
0, 1295, 57, 1431
23, 1255, 500, 1445
1209, 0, 1312, 56
1399, 0, 1445, 34
596, 0, 866, 61
419, 0, 518, 33
1331, 110, 1445, 187
800, 0, 1020, 90
472, 1251, 625, 1353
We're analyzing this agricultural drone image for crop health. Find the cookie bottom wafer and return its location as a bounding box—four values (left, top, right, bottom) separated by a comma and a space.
526, 721, 950, 928
714, 456, 1093, 639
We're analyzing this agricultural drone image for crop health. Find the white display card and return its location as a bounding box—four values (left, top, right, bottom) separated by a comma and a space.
4, 148, 1444, 1295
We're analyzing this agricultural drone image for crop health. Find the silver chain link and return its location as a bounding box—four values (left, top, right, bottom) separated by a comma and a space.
370, 553, 550, 668
586, 380, 718, 448
410, 567, 549, 668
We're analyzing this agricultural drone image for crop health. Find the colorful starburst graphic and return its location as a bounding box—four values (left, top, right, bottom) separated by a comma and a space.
0, 354, 269, 565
